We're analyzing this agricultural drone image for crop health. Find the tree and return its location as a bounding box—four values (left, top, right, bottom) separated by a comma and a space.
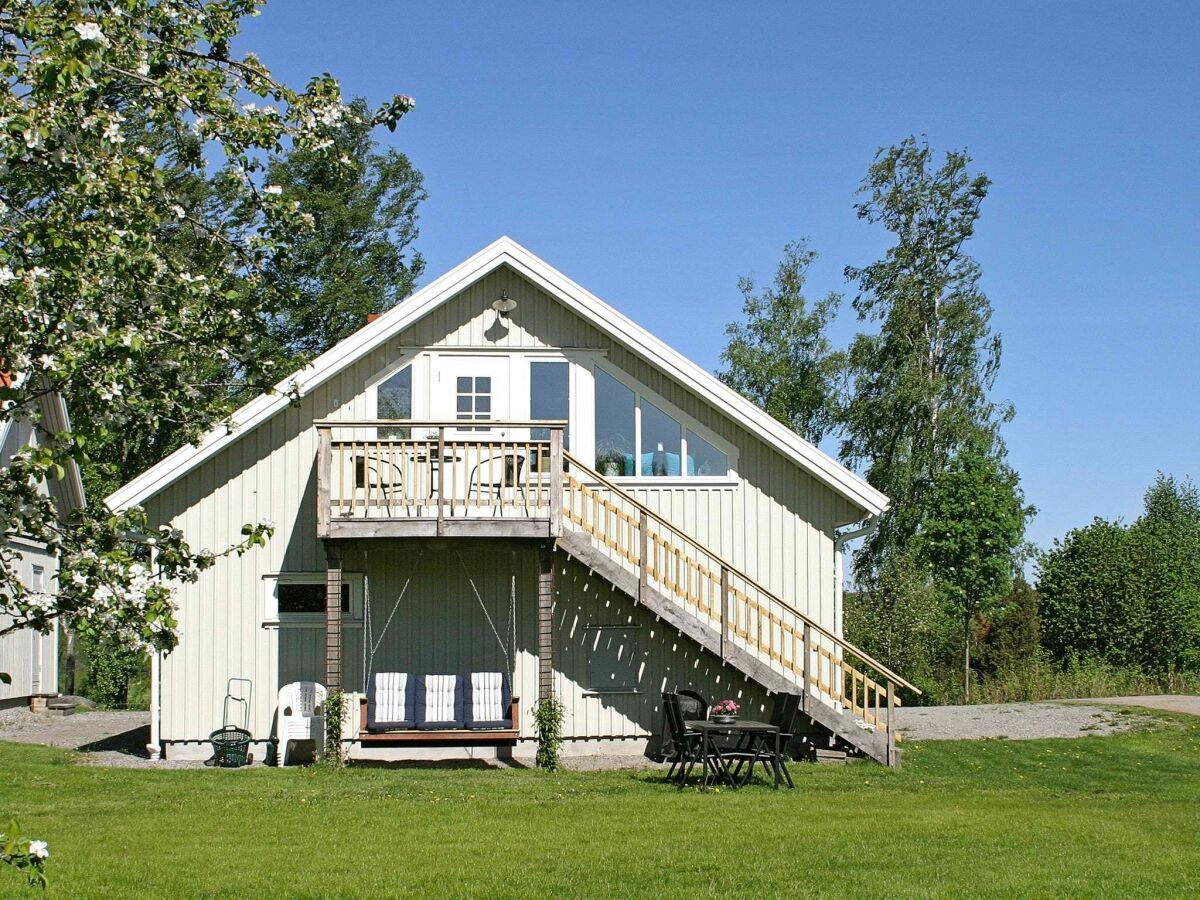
919, 440, 1031, 700
719, 240, 843, 444
841, 136, 1012, 581
258, 96, 426, 372
1039, 475, 1200, 675
0, 1, 414, 664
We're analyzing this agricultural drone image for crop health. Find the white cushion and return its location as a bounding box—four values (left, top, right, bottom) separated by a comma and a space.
471, 672, 505, 723
423, 675, 458, 723
373, 672, 410, 723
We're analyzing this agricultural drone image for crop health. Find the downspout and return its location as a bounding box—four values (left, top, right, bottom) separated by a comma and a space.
143, 539, 162, 761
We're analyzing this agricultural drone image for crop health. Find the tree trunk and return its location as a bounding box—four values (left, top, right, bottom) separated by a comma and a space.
963, 614, 971, 704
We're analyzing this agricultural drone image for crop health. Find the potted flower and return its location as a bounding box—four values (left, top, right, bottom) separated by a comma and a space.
711, 699, 739, 724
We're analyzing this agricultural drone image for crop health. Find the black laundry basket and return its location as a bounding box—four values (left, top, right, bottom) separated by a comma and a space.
208, 726, 252, 768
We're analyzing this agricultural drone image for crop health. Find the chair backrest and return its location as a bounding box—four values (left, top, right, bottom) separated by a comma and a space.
677, 689, 708, 721
770, 692, 801, 733
279, 681, 326, 719
662, 692, 690, 751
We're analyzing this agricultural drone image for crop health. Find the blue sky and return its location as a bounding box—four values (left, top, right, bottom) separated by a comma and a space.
241, 1, 1199, 555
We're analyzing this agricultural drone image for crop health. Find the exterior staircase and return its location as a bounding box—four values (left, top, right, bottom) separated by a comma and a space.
558, 452, 918, 767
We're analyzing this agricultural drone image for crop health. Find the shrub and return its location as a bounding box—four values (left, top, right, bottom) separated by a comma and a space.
533, 696, 564, 771
322, 688, 346, 769
77, 634, 146, 709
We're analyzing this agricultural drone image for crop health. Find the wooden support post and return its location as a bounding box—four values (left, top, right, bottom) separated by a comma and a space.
537, 542, 556, 701
316, 427, 331, 538
886, 679, 896, 766
549, 427, 564, 536
801, 623, 812, 713
719, 564, 729, 660
436, 425, 446, 536
638, 510, 649, 602
325, 541, 343, 691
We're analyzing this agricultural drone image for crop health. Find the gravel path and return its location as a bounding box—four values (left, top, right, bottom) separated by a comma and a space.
895, 700, 1158, 741
4, 695, 1197, 765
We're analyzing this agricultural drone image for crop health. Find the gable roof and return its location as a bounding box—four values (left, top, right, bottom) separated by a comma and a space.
107, 237, 888, 517
1, 387, 87, 519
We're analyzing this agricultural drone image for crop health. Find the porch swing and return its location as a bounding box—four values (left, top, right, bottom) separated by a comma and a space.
356, 549, 521, 743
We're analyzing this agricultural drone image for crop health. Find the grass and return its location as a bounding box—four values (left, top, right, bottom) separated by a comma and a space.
2, 714, 1199, 898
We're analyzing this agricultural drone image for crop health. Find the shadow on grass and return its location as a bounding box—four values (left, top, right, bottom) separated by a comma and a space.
77, 723, 150, 757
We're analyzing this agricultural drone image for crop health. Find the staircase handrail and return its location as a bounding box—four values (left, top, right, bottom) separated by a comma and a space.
562, 450, 921, 695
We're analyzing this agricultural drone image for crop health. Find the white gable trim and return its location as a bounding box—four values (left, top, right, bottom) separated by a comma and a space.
106, 237, 888, 516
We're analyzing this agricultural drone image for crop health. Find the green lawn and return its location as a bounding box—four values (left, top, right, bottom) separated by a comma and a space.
2, 714, 1199, 898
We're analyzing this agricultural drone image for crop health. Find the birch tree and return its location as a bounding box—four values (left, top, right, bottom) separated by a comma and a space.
841, 136, 1012, 581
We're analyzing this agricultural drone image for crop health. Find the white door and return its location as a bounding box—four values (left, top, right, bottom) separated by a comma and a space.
430, 355, 511, 437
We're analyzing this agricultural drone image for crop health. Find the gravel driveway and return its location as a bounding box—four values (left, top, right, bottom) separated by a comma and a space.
3, 695, 1196, 765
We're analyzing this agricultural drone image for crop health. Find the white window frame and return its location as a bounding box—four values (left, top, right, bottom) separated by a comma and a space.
589, 360, 737, 486
263, 572, 364, 626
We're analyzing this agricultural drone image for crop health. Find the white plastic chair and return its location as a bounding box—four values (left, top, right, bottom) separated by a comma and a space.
277, 681, 326, 766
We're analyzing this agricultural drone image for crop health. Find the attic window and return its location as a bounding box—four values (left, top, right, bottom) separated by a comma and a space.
593, 367, 729, 478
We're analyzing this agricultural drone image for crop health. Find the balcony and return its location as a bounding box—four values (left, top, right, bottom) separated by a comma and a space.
315, 420, 565, 540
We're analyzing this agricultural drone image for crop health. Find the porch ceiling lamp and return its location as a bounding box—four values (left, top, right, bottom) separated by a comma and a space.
491, 291, 518, 319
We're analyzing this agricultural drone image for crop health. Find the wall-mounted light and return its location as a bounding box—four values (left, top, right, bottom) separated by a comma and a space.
491, 291, 518, 319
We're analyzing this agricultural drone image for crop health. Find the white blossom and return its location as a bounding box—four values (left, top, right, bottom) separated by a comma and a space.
263, 184, 282, 195
0, 265, 15, 285
73, 22, 110, 46
28, 840, 49, 860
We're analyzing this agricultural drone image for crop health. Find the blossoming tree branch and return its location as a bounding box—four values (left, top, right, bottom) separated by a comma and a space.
0, 1, 414, 663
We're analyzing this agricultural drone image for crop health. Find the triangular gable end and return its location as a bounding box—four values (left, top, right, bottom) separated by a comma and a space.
106, 237, 888, 517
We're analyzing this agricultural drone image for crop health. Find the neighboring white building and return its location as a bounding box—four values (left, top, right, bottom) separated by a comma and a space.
1, 389, 85, 709
109, 238, 915, 765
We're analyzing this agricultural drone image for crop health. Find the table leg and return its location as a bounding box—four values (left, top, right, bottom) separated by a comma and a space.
773, 732, 781, 789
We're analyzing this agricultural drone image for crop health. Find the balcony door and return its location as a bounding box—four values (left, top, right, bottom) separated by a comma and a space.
431, 355, 511, 438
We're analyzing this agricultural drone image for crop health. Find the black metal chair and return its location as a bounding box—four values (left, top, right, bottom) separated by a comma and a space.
661, 692, 704, 788
467, 452, 529, 515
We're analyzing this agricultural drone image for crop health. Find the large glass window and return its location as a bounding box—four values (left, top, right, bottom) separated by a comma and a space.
377, 364, 412, 438
593, 367, 731, 479
640, 399, 682, 476
530, 361, 569, 448
594, 368, 636, 476
686, 429, 728, 477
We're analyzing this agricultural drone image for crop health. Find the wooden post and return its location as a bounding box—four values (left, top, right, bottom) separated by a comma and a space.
549, 427, 563, 536
719, 564, 729, 660
537, 542, 556, 701
325, 541, 344, 690
316, 427, 331, 538
436, 425, 446, 536
801, 623, 812, 713
638, 510, 649, 602
886, 679, 896, 766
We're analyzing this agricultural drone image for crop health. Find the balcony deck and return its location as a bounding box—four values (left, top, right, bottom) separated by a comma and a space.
315, 420, 564, 541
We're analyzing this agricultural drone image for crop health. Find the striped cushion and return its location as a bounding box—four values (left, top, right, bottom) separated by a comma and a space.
416, 675, 463, 729
368, 672, 414, 728
466, 672, 511, 727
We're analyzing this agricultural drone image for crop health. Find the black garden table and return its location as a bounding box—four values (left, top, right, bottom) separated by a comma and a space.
686, 719, 794, 790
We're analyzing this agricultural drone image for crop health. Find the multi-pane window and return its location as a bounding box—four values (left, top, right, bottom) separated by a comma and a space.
456, 375, 492, 422
593, 367, 729, 478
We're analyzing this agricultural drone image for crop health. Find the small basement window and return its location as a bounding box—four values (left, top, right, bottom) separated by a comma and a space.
265, 573, 363, 623
585, 625, 641, 694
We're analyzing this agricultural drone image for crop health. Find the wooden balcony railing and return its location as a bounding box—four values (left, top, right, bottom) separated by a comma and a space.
315, 420, 565, 537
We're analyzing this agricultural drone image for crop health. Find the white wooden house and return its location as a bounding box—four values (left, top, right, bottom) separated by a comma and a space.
1, 389, 85, 709
108, 238, 915, 765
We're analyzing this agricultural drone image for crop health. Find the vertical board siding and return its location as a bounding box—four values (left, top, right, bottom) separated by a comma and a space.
0, 542, 59, 702
144, 265, 859, 744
